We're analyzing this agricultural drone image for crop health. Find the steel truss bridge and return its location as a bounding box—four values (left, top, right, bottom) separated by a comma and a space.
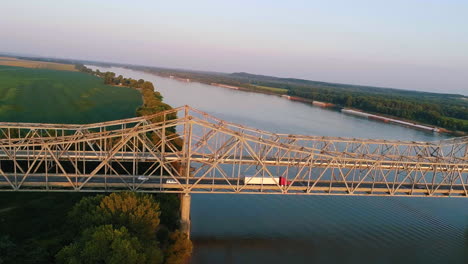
0, 106, 467, 197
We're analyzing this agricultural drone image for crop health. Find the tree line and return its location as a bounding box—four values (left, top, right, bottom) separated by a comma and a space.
287, 87, 468, 132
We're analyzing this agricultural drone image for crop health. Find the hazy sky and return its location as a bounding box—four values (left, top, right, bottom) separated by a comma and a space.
1, 0, 467, 94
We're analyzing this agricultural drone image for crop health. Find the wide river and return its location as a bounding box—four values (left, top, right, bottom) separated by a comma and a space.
89, 66, 467, 264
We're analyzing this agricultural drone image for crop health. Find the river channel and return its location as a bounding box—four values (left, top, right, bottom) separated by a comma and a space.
89, 66, 467, 264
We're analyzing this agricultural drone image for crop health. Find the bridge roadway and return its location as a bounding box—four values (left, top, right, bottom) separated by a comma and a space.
0, 173, 465, 196
0, 150, 465, 172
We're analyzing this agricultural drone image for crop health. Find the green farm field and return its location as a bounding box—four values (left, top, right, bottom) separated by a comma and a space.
252, 85, 288, 94
0, 65, 142, 124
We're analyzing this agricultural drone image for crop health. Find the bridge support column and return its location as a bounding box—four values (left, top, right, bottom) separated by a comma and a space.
179, 193, 191, 239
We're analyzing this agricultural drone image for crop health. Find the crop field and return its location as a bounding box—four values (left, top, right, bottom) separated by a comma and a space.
252, 85, 288, 94
0, 56, 77, 71
0, 65, 142, 124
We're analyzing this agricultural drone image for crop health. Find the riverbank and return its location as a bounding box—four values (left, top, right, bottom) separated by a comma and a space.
135, 69, 463, 136
280, 95, 336, 108
341, 108, 443, 133
124, 65, 466, 134
279, 94, 455, 134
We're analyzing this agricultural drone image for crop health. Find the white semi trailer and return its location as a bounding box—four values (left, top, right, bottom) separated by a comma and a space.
244, 176, 279, 185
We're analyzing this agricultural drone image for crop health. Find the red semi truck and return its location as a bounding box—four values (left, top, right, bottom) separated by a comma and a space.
279, 177, 292, 186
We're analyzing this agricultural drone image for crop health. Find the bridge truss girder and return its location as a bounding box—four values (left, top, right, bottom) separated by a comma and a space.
0, 106, 466, 197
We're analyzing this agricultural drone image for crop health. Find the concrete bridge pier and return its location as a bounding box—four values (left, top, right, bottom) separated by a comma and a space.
179, 193, 191, 239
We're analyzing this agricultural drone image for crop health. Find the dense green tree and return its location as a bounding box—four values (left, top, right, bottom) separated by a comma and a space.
57, 193, 168, 263
0, 235, 16, 264
98, 192, 161, 241
56, 225, 163, 264
67, 195, 105, 231
164, 230, 193, 264
66, 192, 161, 241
